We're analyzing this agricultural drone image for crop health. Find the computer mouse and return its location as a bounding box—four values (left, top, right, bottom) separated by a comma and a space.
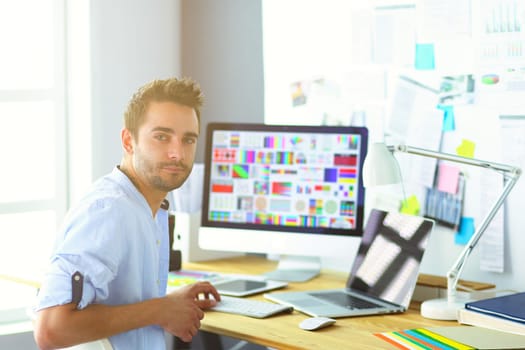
299, 316, 336, 331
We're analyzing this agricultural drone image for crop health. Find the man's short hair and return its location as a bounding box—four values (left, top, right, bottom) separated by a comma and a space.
124, 77, 204, 138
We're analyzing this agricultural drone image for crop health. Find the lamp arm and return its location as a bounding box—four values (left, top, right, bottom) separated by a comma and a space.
446, 169, 520, 300
395, 144, 518, 173
395, 144, 522, 301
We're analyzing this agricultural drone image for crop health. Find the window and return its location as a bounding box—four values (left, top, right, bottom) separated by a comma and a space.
0, 0, 67, 280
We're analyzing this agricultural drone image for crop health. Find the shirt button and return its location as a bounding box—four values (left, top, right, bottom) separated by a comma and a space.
156, 239, 160, 245
157, 279, 160, 285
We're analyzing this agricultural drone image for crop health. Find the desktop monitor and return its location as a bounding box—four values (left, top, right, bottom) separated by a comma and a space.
199, 123, 369, 281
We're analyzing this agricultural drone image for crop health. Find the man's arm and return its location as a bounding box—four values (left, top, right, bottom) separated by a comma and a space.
34, 281, 220, 350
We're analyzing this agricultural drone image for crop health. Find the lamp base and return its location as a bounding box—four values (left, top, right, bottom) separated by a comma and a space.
420, 297, 466, 320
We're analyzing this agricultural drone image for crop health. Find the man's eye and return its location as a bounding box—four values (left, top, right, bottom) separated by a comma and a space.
155, 134, 168, 141
185, 138, 197, 145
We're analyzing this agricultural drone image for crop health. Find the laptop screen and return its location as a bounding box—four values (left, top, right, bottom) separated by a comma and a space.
347, 209, 434, 308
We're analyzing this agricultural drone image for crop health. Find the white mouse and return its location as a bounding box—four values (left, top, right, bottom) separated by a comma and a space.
299, 316, 336, 331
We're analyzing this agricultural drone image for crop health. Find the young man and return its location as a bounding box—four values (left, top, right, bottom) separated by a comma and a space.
34, 78, 221, 350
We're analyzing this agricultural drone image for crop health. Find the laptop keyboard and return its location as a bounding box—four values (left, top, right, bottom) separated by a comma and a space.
310, 292, 380, 309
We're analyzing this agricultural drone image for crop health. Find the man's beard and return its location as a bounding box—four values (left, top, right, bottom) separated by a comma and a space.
148, 169, 190, 192
135, 154, 192, 192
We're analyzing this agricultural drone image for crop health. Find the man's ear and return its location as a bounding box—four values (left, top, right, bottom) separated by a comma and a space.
121, 128, 134, 154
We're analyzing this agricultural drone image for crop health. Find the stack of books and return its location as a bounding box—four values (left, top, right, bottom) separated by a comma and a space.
457, 292, 525, 336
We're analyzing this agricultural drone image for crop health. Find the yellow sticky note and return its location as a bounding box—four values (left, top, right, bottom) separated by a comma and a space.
456, 139, 475, 158
400, 195, 420, 215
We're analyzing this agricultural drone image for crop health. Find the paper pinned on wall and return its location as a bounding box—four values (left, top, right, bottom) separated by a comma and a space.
456, 139, 476, 158
478, 1, 525, 93
455, 216, 475, 245
373, 4, 416, 66
414, 43, 435, 70
437, 163, 460, 194
387, 76, 441, 190
438, 104, 455, 131
500, 115, 525, 168
400, 195, 420, 215
417, 0, 472, 40
416, 0, 473, 72
479, 170, 504, 273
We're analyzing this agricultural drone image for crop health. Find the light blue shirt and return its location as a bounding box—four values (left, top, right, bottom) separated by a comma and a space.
36, 167, 170, 350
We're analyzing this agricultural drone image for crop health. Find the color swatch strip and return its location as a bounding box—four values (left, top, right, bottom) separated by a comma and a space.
374, 328, 474, 350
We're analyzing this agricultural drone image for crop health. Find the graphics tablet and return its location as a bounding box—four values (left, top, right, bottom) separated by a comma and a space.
212, 277, 288, 297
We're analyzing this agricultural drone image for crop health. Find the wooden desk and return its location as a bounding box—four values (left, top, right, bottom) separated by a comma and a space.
184, 255, 457, 350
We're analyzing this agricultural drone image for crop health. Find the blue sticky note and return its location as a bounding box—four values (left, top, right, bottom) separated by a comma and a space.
456, 217, 475, 245
438, 104, 455, 131
415, 43, 435, 70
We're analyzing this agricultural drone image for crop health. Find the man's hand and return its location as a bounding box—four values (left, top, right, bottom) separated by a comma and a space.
160, 281, 221, 342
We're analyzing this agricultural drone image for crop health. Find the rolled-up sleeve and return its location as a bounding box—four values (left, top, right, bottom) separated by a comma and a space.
35, 253, 117, 310
35, 199, 125, 311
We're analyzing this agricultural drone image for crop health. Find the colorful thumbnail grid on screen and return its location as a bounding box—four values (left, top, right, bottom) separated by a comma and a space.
207, 130, 361, 230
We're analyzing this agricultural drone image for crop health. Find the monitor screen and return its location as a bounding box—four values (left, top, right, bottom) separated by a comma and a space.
199, 123, 369, 281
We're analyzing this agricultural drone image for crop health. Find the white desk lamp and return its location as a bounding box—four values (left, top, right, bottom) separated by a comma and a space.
362, 142, 521, 320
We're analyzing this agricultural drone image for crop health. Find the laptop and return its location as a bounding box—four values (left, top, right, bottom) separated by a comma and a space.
264, 209, 434, 318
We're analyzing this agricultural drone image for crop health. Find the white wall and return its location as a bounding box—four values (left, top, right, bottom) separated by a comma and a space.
88, 0, 182, 180
180, 0, 265, 163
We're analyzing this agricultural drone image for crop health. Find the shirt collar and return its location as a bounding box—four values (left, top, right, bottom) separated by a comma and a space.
112, 166, 169, 214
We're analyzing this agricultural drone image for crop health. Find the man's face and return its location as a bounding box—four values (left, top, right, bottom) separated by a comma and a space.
132, 101, 199, 193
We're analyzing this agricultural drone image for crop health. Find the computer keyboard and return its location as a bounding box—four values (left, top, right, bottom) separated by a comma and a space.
210, 295, 293, 318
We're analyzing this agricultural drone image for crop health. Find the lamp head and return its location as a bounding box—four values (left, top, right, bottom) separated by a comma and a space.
362, 142, 402, 187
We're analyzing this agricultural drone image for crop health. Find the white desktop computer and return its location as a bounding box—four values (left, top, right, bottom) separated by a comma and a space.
198, 123, 369, 281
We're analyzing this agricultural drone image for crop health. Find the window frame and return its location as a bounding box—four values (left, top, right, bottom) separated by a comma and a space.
0, 0, 68, 279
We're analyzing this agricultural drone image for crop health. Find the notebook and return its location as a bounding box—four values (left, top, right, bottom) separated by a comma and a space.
264, 209, 434, 318
465, 292, 525, 324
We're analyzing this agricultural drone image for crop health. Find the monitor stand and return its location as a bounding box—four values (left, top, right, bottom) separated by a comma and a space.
264, 255, 321, 282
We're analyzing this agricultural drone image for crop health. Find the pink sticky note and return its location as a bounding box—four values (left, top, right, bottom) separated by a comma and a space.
437, 163, 460, 194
